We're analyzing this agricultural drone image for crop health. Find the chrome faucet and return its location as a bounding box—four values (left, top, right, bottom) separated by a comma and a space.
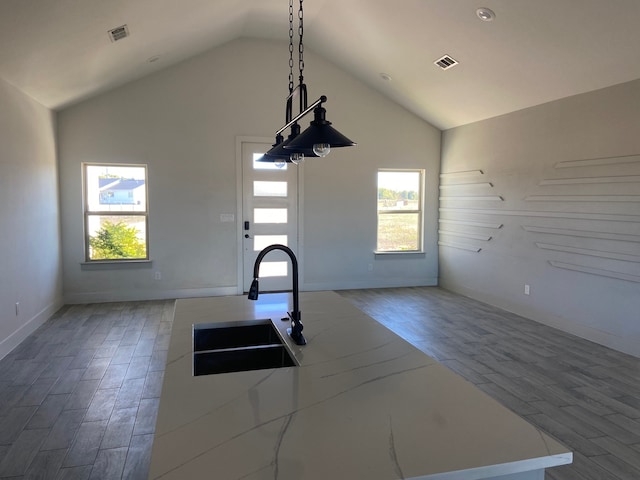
247, 244, 306, 345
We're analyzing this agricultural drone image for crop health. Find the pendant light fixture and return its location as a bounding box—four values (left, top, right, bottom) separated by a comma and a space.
285, 104, 356, 157
257, 0, 355, 165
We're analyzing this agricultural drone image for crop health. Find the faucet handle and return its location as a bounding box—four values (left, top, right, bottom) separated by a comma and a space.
247, 279, 259, 300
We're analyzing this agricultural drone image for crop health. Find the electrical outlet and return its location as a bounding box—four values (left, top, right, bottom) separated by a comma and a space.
367, 263, 373, 272
154, 272, 162, 280
524, 284, 530, 295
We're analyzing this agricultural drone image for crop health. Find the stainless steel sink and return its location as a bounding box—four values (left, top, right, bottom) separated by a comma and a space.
193, 320, 297, 376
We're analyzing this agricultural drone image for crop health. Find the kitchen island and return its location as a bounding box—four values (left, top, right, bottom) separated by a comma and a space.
149, 291, 571, 479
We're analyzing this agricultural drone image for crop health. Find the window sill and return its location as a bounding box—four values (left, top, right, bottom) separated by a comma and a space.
81, 259, 153, 270
374, 251, 425, 258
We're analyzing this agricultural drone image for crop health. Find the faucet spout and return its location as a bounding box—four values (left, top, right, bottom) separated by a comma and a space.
247, 244, 306, 345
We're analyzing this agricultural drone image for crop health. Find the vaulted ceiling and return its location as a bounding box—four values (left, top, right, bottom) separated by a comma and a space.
1, 0, 640, 129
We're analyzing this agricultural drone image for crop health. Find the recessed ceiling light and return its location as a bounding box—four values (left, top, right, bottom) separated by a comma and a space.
476, 7, 496, 21
380, 73, 392, 82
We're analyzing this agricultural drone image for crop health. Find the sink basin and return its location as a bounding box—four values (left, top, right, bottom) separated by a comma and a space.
193, 320, 297, 376
194, 319, 285, 351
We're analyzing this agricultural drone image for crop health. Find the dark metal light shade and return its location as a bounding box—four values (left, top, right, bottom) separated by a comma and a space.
284, 106, 356, 153
256, 123, 318, 162
255, 133, 287, 163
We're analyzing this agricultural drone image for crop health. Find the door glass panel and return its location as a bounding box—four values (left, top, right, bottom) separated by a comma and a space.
254, 235, 288, 251
254, 181, 287, 197
254, 208, 288, 224
253, 153, 288, 171
259, 262, 288, 277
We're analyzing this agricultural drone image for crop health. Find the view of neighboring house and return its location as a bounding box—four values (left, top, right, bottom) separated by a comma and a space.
98, 178, 145, 205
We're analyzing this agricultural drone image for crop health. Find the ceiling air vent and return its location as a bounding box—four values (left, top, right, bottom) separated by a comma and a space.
434, 55, 459, 70
108, 25, 130, 43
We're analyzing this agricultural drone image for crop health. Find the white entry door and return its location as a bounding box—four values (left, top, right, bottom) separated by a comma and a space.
241, 141, 299, 293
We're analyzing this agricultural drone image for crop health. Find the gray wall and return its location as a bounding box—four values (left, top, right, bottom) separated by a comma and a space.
0, 77, 62, 359
57, 38, 440, 303
440, 79, 640, 357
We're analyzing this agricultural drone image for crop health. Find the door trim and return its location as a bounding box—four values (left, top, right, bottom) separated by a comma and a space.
235, 136, 305, 295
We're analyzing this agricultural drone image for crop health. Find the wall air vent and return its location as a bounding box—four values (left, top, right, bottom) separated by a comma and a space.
108, 25, 130, 42
434, 55, 459, 70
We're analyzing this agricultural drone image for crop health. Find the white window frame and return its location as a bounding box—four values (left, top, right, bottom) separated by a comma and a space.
82, 163, 149, 262
376, 168, 424, 253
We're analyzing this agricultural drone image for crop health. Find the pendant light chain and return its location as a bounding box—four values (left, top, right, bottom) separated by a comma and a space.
256, 0, 355, 164
288, 0, 294, 94
298, 0, 304, 83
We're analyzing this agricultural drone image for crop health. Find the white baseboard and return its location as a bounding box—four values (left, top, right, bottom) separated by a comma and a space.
64, 286, 238, 304
304, 277, 438, 292
0, 299, 64, 361
63, 279, 441, 304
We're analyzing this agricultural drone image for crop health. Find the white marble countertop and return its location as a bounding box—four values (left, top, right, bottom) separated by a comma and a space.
148, 291, 571, 479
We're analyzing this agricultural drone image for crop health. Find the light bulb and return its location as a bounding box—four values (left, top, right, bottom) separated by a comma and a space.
313, 143, 331, 157
275, 159, 286, 169
290, 153, 304, 165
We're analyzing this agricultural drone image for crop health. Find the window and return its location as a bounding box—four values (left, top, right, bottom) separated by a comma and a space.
83, 164, 149, 262
377, 169, 424, 252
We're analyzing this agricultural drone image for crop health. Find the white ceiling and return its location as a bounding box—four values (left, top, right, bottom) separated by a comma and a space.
1, 0, 640, 129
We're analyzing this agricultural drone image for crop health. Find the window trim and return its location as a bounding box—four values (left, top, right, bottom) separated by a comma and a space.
375, 168, 425, 254
82, 162, 150, 263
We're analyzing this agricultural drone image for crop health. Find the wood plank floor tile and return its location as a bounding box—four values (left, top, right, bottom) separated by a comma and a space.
55, 465, 92, 480
26, 394, 71, 430
590, 453, 640, 480
0, 428, 48, 476
592, 436, 640, 471
62, 420, 107, 468
100, 407, 137, 450
88, 447, 128, 480
0, 406, 38, 445
23, 448, 67, 480
121, 433, 153, 480
41, 409, 86, 452
63, 380, 100, 412
573, 387, 640, 420
547, 451, 619, 480
561, 405, 640, 445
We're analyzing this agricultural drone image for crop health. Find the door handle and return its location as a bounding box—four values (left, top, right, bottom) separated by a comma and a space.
244, 221, 250, 231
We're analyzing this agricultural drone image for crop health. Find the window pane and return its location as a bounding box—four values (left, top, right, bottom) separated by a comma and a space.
378, 171, 420, 211
86, 165, 146, 212
377, 213, 420, 251
87, 215, 147, 260
254, 208, 288, 224
253, 153, 287, 170
254, 235, 288, 251
254, 181, 287, 197
259, 261, 288, 277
